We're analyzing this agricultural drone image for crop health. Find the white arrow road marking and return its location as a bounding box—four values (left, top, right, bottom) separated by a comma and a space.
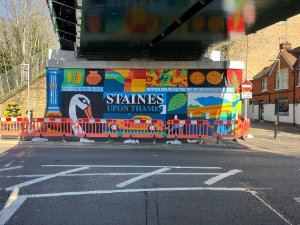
0, 166, 23, 173
204, 169, 242, 185
5, 167, 89, 191
116, 167, 170, 188
0, 196, 27, 225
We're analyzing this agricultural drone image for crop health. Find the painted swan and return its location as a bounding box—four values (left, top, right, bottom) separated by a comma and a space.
69, 94, 93, 135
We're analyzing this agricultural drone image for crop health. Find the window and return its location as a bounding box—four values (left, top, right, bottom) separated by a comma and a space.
298, 70, 300, 86
276, 68, 289, 90
275, 99, 289, 115
261, 77, 267, 91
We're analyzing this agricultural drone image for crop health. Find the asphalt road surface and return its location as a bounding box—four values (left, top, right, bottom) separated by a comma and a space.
0, 143, 299, 225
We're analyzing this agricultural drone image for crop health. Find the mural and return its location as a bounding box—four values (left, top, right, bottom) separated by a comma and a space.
146, 69, 188, 87
188, 69, 226, 87
47, 68, 243, 123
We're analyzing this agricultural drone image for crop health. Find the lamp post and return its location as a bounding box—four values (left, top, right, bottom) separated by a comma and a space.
270, 59, 280, 140
21, 64, 30, 123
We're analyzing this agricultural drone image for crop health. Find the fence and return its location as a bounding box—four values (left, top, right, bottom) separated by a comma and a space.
119, 119, 165, 139
0, 118, 28, 138
31, 118, 73, 137
75, 119, 119, 138
212, 120, 244, 139
166, 120, 210, 139
0, 118, 251, 141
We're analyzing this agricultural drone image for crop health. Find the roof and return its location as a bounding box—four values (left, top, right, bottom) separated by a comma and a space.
252, 65, 272, 80
253, 46, 300, 80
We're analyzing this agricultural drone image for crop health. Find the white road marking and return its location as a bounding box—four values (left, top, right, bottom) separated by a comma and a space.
5, 167, 89, 191
0, 196, 27, 225
0, 166, 23, 173
2, 172, 222, 178
204, 169, 242, 185
248, 190, 293, 225
42, 165, 222, 169
116, 167, 170, 188
295, 197, 300, 203
26, 187, 247, 198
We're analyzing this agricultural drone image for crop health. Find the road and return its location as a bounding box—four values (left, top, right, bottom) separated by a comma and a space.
0, 143, 299, 225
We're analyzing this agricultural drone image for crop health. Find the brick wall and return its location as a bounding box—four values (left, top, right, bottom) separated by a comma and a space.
0, 77, 47, 118
252, 55, 298, 105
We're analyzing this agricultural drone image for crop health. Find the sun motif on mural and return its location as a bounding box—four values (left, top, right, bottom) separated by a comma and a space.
206, 71, 223, 85
189, 71, 206, 85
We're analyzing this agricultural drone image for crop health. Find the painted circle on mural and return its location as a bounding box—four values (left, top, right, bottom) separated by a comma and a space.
189, 72, 205, 85
206, 71, 223, 85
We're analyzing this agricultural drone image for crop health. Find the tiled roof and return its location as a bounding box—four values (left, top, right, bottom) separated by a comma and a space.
281, 49, 298, 66
252, 65, 272, 80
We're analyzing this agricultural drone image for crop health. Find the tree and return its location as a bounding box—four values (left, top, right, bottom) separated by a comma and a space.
0, 0, 58, 97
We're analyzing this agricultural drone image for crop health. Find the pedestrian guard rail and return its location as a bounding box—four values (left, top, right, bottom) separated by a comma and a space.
31, 118, 73, 137
212, 120, 244, 139
75, 119, 119, 138
241, 119, 251, 138
0, 117, 28, 137
118, 119, 165, 138
0, 117, 251, 140
166, 120, 210, 139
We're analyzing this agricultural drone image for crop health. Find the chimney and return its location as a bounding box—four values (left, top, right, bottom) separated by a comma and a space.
280, 42, 292, 51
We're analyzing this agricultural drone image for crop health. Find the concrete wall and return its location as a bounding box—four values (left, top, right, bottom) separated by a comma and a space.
0, 77, 47, 118
250, 103, 300, 125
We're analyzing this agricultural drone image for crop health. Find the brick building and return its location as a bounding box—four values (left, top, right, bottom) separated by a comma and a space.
250, 43, 300, 125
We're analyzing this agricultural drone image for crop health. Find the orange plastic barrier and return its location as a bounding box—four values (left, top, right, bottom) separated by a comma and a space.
241, 119, 251, 138
166, 120, 210, 139
31, 118, 73, 137
0, 118, 28, 137
75, 119, 119, 138
212, 120, 243, 139
119, 119, 164, 138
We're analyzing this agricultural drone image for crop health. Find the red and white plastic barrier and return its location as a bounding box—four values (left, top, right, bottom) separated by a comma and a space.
0, 117, 28, 137
75, 118, 119, 138
31, 118, 73, 137
118, 119, 164, 139
241, 119, 251, 138
166, 120, 210, 139
212, 120, 243, 139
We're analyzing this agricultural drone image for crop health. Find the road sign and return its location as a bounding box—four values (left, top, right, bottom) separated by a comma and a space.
242, 80, 252, 92
242, 92, 252, 99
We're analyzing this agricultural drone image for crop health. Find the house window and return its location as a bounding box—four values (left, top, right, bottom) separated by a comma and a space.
275, 99, 289, 115
298, 70, 300, 86
261, 77, 267, 91
276, 68, 289, 90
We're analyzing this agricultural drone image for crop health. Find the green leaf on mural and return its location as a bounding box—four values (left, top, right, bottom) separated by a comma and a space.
168, 93, 187, 112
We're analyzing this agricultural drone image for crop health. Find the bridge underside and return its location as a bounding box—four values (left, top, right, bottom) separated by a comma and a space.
47, 0, 300, 60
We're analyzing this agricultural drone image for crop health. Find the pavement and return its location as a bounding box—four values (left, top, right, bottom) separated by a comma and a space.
239, 121, 300, 157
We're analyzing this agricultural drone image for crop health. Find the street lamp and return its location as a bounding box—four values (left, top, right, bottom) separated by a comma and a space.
21, 64, 30, 123
270, 59, 280, 140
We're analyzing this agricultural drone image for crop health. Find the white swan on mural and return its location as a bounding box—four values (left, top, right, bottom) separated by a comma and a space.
69, 94, 93, 135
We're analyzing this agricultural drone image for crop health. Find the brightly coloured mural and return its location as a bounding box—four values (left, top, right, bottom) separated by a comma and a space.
46, 68, 243, 123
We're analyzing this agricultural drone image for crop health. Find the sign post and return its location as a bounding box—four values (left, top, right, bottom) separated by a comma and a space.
241, 80, 253, 120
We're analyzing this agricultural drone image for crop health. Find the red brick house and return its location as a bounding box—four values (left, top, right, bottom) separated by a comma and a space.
251, 43, 300, 125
